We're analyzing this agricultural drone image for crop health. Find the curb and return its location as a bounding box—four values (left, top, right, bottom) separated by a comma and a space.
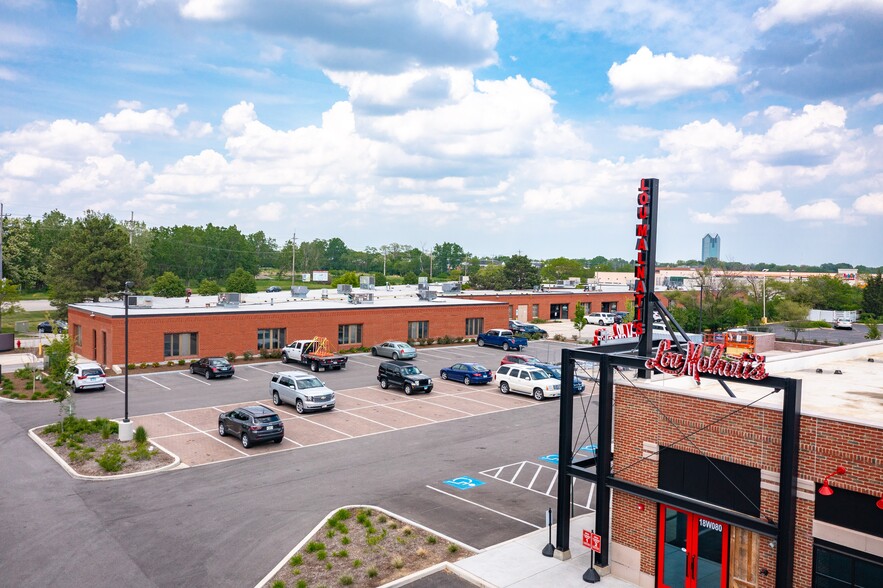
29, 423, 182, 481
253, 504, 478, 588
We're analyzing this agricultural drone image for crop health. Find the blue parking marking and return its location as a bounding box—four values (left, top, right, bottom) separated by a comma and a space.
443, 476, 485, 490
538, 454, 559, 464
580, 445, 597, 454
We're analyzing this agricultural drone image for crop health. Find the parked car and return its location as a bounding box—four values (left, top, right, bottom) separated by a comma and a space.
37, 320, 67, 333
508, 320, 548, 337
500, 354, 543, 366
534, 362, 585, 394
614, 311, 629, 322
218, 405, 284, 448
586, 312, 617, 326
189, 357, 235, 379
377, 360, 433, 395
476, 329, 529, 351
266, 285, 282, 292
68, 362, 106, 392
494, 364, 561, 401
439, 363, 493, 385
270, 370, 335, 413
833, 318, 853, 330
371, 341, 417, 360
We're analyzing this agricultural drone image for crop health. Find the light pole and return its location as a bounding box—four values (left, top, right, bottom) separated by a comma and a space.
761, 269, 769, 325
698, 283, 704, 334
119, 281, 135, 441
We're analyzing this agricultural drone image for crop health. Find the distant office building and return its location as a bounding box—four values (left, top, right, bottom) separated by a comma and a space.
701, 233, 720, 262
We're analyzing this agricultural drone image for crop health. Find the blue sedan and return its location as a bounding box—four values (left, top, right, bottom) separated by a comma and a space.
535, 363, 585, 394
439, 363, 493, 385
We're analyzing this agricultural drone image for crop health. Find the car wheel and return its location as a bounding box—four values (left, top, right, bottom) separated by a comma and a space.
273, 438, 282, 444
392, 352, 399, 360
295, 398, 305, 414
500, 381, 510, 394
282, 353, 290, 364
477, 339, 485, 347
310, 361, 319, 372
241, 434, 251, 449
204, 370, 211, 380
533, 388, 544, 401
599, 320, 606, 326
190, 365, 196, 374
100, 385, 106, 391
272, 391, 281, 406
502, 342, 510, 351
218, 422, 226, 436
404, 384, 413, 395
371, 348, 377, 356
380, 378, 389, 389
441, 372, 448, 380
463, 377, 471, 386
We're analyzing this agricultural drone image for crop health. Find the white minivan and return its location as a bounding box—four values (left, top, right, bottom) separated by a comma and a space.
69, 362, 107, 392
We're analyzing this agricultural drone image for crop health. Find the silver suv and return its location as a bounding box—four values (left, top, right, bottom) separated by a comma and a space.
269, 370, 335, 414
495, 364, 560, 401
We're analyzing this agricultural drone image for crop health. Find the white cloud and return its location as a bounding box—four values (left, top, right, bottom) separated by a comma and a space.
254, 202, 285, 221
727, 191, 790, 216
0, 119, 117, 159
793, 199, 841, 220
116, 99, 143, 110
856, 93, 883, 109
2, 154, 71, 179
754, 0, 883, 31
853, 193, 883, 215
608, 46, 738, 106
99, 104, 187, 135
689, 211, 738, 224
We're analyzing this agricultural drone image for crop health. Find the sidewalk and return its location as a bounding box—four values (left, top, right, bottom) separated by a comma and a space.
410, 513, 640, 587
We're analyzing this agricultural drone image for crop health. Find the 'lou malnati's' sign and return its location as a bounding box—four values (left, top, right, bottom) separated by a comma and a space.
644, 339, 769, 384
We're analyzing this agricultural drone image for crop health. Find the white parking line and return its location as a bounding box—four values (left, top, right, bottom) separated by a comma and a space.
344, 359, 376, 368
510, 461, 527, 484
141, 376, 170, 390
179, 372, 211, 386
232, 374, 248, 381
165, 412, 250, 456
425, 485, 541, 529
107, 383, 125, 395
247, 365, 278, 374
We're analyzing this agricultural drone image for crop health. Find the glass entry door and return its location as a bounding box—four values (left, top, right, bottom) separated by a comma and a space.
658, 506, 728, 588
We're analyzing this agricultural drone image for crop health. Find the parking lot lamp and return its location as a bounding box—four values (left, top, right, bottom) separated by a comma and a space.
762, 269, 769, 325
119, 281, 135, 442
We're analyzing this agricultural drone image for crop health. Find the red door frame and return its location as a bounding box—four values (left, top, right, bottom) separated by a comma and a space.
657, 505, 729, 588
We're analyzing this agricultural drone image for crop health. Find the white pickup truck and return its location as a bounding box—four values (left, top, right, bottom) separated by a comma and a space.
281, 338, 348, 372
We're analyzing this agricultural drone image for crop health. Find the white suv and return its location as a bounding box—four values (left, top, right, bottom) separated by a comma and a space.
269, 370, 335, 413
68, 362, 107, 392
495, 364, 561, 401
586, 312, 617, 326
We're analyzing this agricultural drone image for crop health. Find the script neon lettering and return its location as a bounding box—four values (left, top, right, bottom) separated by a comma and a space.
644, 340, 769, 384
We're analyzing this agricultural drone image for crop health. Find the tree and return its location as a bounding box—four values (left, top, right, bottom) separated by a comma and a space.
862, 271, 883, 318
864, 316, 880, 340
332, 271, 359, 287
469, 265, 509, 290
572, 302, 588, 336
2, 217, 42, 290
402, 271, 418, 285
541, 257, 587, 282
787, 276, 862, 310
196, 279, 222, 296
0, 279, 23, 331
45, 335, 77, 419
504, 255, 541, 289
326, 237, 348, 270
152, 272, 186, 297
773, 299, 810, 323
225, 268, 256, 293
432, 242, 467, 274
47, 211, 144, 313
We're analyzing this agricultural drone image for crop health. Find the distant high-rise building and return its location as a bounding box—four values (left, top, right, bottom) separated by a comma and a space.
701, 233, 720, 262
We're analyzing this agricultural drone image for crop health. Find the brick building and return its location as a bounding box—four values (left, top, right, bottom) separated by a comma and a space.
557, 341, 883, 588
66, 287, 634, 366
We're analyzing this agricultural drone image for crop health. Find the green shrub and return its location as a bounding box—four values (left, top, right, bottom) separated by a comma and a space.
14, 367, 34, 380
134, 426, 148, 444
306, 541, 325, 553
24, 382, 33, 390
177, 359, 185, 365
339, 576, 353, 586
333, 549, 348, 558
128, 443, 152, 461
352, 559, 362, 568
341, 536, 350, 545
297, 580, 307, 588
327, 529, 336, 538
139, 362, 148, 369
166, 361, 175, 367
367, 567, 378, 578
325, 562, 332, 570
242, 350, 253, 360
259, 348, 271, 359
426, 535, 437, 544
448, 543, 459, 553
226, 351, 236, 362
97, 444, 126, 472
290, 554, 303, 567
127, 363, 136, 370
271, 581, 284, 588
100, 421, 114, 440
392, 556, 404, 569
151, 362, 160, 368
68, 447, 95, 463
316, 550, 327, 561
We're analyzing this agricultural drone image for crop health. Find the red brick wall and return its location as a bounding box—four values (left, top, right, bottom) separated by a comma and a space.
611, 384, 883, 585
458, 291, 638, 320
68, 302, 508, 365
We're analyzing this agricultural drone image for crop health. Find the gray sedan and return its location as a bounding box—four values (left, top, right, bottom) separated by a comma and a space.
371, 341, 417, 360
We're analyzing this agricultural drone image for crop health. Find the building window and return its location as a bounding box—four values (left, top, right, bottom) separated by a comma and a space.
465, 318, 484, 336
582, 302, 591, 313
508, 305, 514, 319
338, 324, 362, 345
531, 304, 539, 319
258, 328, 286, 350
813, 542, 883, 588
408, 321, 429, 340
164, 333, 198, 357
74, 324, 82, 347
602, 301, 617, 312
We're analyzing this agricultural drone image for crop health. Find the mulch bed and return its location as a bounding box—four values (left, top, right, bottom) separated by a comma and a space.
38, 427, 176, 477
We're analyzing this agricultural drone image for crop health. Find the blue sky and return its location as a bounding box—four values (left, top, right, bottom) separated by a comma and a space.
1, 0, 882, 266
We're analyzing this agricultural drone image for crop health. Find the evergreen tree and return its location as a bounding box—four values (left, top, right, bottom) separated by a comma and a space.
862, 271, 883, 318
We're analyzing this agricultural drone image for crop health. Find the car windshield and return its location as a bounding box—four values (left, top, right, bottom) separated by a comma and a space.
401, 366, 420, 376
542, 367, 562, 379
299, 377, 323, 389
256, 415, 280, 423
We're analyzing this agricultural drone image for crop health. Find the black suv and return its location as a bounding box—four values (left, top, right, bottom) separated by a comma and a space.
377, 361, 433, 395
218, 405, 284, 448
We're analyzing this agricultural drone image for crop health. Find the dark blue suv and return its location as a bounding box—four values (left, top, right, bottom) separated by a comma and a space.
534, 363, 585, 394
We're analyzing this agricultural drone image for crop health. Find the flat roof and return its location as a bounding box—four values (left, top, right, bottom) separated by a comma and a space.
70, 288, 502, 318
629, 341, 883, 428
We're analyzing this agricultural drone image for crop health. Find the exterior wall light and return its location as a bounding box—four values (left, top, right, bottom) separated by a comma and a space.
818, 466, 846, 496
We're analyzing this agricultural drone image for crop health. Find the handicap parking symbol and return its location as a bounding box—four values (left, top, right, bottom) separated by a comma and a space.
538, 454, 559, 464
580, 445, 598, 454
443, 476, 485, 490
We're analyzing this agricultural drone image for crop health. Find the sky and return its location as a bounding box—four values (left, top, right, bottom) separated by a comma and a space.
1, 1, 882, 267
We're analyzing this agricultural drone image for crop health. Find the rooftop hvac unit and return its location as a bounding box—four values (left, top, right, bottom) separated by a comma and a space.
291, 286, 309, 298
359, 275, 375, 290
347, 293, 374, 305
417, 282, 429, 290
417, 290, 437, 301
337, 284, 353, 294
127, 296, 153, 308
217, 292, 241, 306
418, 276, 428, 285
441, 282, 460, 293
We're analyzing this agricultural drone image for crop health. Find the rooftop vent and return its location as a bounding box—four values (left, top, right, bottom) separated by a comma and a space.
127, 295, 153, 308
359, 275, 375, 290
441, 282, 461, 293
291, 286, 309, 298
217, 292, 240, 307
417, 290, 437, 301
337, 284, 352, 294
347, 292, 374, 305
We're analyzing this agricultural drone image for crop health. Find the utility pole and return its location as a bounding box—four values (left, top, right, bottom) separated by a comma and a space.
0, 203, 4, 280
127, 211, 134, 245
